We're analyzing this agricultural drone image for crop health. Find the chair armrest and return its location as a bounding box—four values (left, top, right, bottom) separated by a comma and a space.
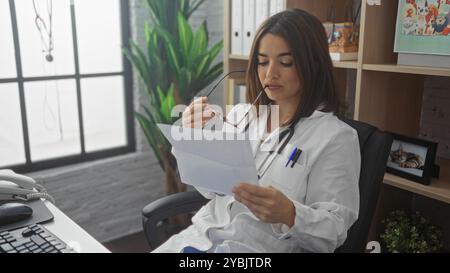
142, 190, 208, 250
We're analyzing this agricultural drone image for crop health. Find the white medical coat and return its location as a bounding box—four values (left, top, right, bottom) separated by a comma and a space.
153, 104, 360, 253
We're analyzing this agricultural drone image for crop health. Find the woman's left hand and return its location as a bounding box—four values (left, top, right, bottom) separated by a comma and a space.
232, 183, 295, 227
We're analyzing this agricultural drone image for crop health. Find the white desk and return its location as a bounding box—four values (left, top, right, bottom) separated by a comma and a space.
43, 201, 110, 253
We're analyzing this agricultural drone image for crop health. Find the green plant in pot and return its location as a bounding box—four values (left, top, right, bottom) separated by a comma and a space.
124, 0, 223, 196
380, 210, 443, 253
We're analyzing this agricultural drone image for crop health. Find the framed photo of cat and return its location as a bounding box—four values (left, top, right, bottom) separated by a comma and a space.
387, 132, 438, 185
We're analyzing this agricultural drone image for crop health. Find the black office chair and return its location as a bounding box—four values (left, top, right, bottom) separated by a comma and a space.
142, 118, 393, 252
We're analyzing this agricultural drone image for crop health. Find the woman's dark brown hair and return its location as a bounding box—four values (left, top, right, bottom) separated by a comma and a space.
246, 9, 339, 126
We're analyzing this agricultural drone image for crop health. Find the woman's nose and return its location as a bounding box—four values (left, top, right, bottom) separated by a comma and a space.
265, 63, 279, 80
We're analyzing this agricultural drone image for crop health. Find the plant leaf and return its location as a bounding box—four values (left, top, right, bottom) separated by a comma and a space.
135, 111, 166, 170
177, 12, 193, 65
155, 26, 181, 73
189, 22, 207, 60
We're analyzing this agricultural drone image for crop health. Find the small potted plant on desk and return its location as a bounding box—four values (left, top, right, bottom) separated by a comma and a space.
380, 210, 443, 253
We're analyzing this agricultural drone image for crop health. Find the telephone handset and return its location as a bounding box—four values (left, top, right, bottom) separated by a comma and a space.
0, 169, 55, 204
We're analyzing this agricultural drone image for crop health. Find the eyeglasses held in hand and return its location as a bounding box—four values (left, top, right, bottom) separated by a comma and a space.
214, 86, 267, 129
194, 70, 267, 130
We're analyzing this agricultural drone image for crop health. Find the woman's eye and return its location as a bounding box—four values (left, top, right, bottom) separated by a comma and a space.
257, 61, 269, 66
280, 59, 293, 67
281, 62, 293, 67
257, 59, 293, 67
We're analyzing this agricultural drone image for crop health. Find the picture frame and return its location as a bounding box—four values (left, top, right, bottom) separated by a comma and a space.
394, 0, 450, 56
386, 132, 438, 185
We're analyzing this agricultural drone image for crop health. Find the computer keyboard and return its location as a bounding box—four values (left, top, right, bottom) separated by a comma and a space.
0, 224, 76, 253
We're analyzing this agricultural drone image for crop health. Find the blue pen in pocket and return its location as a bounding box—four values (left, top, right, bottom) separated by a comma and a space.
285, 147, 298, 167
291, 149, 302, 168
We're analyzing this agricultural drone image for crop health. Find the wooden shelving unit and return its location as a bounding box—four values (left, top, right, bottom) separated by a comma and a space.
384, 158, 450, 204
363, 64, 450, 77
333, 61, 358, 69
223, 0, 450, 249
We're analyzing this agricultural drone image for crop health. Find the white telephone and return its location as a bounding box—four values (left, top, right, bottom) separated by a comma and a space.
0, 169, 55, 204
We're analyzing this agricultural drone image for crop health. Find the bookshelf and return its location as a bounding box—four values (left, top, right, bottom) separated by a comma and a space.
362, 64, 450, 77
384, 158, 450, 204
223, 0, 450, 249
333, 60, 358, 69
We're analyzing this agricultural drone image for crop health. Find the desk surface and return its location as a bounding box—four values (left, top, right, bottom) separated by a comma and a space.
43, 201, 110, 253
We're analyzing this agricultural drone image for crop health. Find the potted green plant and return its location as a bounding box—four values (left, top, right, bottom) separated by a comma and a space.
124, 0, 223, 196
380, 210, 443, 253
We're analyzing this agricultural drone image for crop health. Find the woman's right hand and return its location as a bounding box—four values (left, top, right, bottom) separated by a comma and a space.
182, 97, 215, 128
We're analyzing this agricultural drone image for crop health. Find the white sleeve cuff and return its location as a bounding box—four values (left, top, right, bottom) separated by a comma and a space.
271, 223, 293, 240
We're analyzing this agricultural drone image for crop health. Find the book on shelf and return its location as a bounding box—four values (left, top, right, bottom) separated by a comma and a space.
398, 53, 450, 68
329, 52, 358, 61
231, 0, 284, 55
394, 0, 450, 68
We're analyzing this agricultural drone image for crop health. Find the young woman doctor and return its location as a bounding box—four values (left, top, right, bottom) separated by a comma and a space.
153, 9, 361, 253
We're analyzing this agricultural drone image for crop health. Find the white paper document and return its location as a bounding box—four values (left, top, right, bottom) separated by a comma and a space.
157, 124, 259, 195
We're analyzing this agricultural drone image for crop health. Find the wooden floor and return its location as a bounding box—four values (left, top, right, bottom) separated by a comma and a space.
103, 231, 152, 253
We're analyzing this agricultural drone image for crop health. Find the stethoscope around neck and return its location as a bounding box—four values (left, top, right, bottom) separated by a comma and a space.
242, 115, 298, 180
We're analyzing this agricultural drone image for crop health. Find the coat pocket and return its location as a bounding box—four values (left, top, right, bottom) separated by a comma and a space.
266, 144, 309, 196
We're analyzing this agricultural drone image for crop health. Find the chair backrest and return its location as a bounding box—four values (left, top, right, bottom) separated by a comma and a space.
335, 118, 393, 253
